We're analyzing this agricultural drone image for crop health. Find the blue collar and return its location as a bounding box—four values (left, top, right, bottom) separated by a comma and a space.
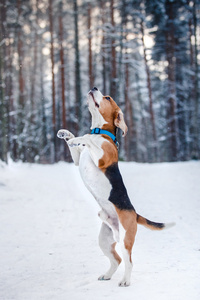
91, 128, 119, 149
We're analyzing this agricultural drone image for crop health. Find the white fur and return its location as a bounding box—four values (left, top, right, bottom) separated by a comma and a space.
59, 131, 118, 224
79, 146, 118, 219
57, 89, 130, 286
87, 90, 108, 130
98, 223, 120, 280
58, 129, 121, 281
118, 249, 133, 287
98, 210, 119, 242
118, 224, 133, 287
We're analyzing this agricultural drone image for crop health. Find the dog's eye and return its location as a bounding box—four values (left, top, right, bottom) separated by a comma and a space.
105, 97, 110, 101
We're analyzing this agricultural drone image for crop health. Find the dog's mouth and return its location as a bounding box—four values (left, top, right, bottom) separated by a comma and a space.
88, 91, 100, 108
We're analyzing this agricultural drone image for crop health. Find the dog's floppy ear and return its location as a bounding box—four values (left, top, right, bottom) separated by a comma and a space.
114, 110, 128, 137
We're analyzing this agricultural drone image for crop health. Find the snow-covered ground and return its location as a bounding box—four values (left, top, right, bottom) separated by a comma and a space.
0, 160, 200, 300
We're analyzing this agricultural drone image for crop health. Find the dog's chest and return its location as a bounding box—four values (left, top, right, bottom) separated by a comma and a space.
79, 148, 115, 213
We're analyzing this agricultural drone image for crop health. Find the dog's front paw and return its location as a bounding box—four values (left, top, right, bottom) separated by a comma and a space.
67, 137, 86, 148
98, 275, 111, 281
57, 129, 74, 140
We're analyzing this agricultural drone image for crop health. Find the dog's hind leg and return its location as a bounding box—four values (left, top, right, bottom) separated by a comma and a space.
98, 210, 119, 242
116, 210, 137, 287
98, 222, 121, 281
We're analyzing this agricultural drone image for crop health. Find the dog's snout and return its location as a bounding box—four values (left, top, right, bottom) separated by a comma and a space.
92, 87, 98, 91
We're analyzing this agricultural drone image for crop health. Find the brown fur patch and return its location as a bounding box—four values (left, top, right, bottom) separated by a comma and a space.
111, 242, 122, 265
98, 141, 118, 171
99, 96, 120, 135
115, 208, 137, 262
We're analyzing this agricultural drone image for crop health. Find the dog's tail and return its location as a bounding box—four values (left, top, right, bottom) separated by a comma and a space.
136, 214, 175, 231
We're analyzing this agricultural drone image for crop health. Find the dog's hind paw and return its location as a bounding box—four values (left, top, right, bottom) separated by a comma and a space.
57, 129, 75, 140
118, 279, 130, 287
98, 275, 111, 281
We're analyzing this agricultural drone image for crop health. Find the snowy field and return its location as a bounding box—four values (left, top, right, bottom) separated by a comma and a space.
0, 160, 200, 300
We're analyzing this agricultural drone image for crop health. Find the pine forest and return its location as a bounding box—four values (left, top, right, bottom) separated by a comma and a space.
0, 0, 200, 164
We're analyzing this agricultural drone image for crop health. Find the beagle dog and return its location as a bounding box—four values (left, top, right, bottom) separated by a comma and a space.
57, 87, 174, 287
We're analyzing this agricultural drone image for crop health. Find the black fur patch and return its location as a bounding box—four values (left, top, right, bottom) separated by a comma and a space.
146, 219, 165, 229
105, 163, 135, 211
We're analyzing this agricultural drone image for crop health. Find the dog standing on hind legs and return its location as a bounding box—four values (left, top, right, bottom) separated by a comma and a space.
57, 87, 174, 287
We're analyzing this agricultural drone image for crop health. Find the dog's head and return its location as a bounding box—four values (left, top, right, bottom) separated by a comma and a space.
87, 87, 128, 136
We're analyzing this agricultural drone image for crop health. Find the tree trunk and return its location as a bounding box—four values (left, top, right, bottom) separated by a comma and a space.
58, 0, 68, 160
49, 0, 56, 162
30, 0, 39, 115
124, 62, 137, 161
17, 0, 26, 161
100, 0, 106, 94
188, 15, 195, 159
135, 73, 149, 162
8, 35, 17, 161
176, 54, 186, 161
110, 0, 117, 98
0, 0, 8, 163
74, 0, 82, 134
141, 20, 158, 161
59, 0, 66, 130
192, 0, 199, 158
165, 0, 178, 161
39, 34, 48, 163
121, 0, 137, 161
88, 2, 94, 89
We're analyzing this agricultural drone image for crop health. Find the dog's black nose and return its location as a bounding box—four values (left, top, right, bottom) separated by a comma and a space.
93, 87, 98, 91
